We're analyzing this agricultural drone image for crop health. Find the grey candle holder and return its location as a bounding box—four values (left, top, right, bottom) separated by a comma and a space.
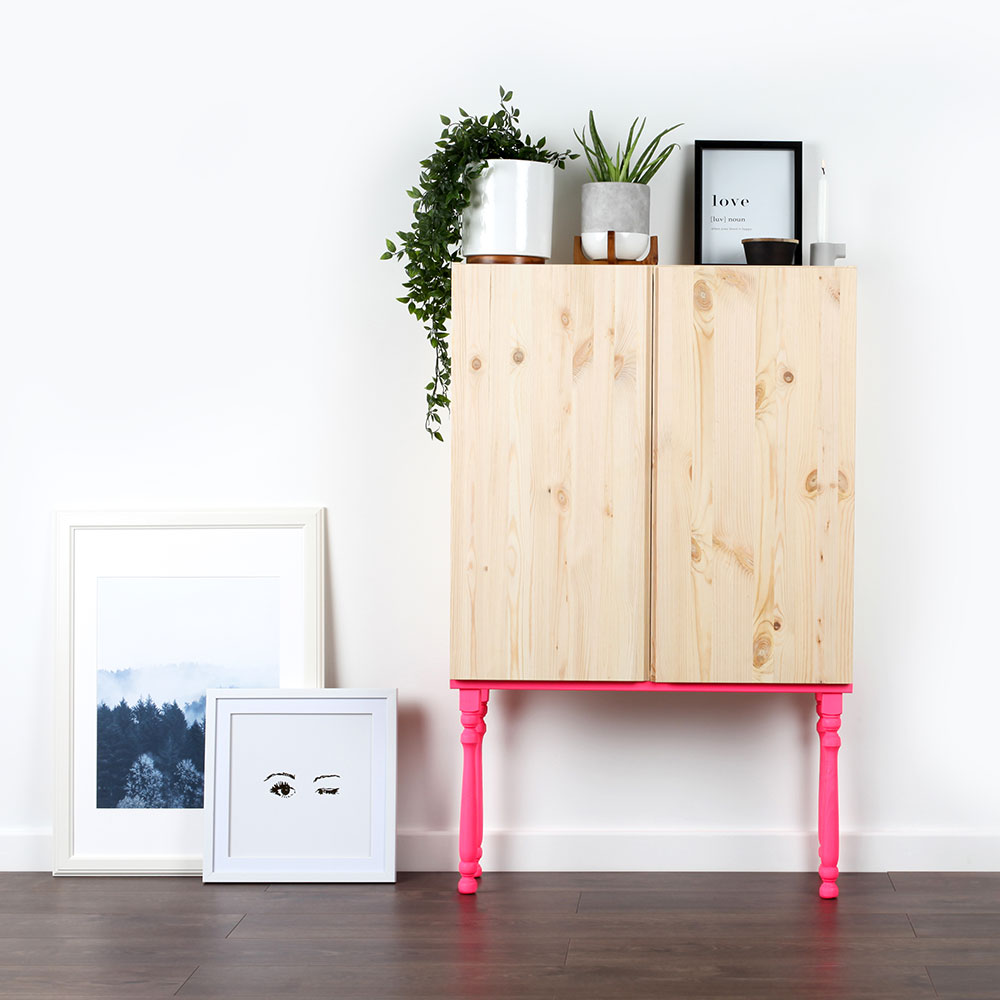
810, 242, 847, 266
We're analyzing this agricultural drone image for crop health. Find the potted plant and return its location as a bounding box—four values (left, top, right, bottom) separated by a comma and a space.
383, 87, 575, 440
574, 112, 683, 261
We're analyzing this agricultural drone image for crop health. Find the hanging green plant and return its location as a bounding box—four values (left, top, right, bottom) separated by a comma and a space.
383, 87, 575, 440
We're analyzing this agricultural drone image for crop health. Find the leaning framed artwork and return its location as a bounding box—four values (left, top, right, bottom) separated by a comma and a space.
202, 689, 397, 883
694, 140, 803, 264
54, 509, 325, 875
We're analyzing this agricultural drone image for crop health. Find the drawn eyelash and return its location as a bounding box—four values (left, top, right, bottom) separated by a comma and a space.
315, 787, 339, 795
269, 781, 295, 798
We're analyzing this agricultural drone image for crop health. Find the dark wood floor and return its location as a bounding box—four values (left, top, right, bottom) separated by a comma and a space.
0, 872, 997, 998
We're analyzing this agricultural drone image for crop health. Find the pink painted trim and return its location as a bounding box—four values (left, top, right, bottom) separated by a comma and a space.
457, 688, 488, 894
451, 680, 852, 693
816, 692, 843, 899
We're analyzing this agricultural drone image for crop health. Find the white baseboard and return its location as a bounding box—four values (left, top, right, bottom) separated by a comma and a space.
396, 829, 1000, 873
4, 828, 997, 873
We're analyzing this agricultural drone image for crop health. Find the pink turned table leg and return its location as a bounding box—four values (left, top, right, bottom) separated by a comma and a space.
473, 691, 489, 878
816, 692, 843, 899
458, 688, 487, 894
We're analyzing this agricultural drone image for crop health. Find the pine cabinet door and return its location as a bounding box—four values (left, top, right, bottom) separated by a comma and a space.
653, 267, 856, 684
451, 265, 652, 682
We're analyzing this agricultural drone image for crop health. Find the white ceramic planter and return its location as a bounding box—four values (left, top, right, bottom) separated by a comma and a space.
461, 159, 555, 259
581, 181, 651, 261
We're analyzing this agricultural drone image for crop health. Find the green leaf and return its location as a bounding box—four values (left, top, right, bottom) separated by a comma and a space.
386, 87, 576, 438
380, 251, 393, 260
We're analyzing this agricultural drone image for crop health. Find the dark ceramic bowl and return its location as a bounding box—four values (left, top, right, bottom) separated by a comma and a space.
742, 238, 799, 265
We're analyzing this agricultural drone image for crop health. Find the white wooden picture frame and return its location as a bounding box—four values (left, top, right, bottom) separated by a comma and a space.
203, 689, 397, 883
54, 509, 325, 875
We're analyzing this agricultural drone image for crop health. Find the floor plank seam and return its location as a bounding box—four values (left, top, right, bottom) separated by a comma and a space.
173, 965, 199, 997
225, 914, 247, 939
906, 913, 918, 938
923, 964, 940, 997
574, 892, 581, 915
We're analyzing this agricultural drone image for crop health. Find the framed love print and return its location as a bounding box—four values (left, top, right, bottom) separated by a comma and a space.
202, 689, 397, 882
695, 140, 803, 264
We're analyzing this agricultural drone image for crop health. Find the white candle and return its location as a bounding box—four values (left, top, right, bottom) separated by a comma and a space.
818, 160, 829, 243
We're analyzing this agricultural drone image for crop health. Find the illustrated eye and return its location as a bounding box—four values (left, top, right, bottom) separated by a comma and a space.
314, 773, 341, 795
269, 781, 295, 798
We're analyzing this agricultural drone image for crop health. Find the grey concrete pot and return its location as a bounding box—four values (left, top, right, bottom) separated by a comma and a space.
581, 182, 651, 260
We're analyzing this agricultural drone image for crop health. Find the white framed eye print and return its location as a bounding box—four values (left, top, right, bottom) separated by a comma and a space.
202, 689, 396, 882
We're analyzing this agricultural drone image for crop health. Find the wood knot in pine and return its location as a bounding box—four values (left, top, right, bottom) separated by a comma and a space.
573, 338, 593, 378
471, 357, 482, 371
805, 469, 819, 495
613, 354, 625, 379
712, 533, 753, 574
755, 380, 767, 411
561, 311, 571, 327
838, 470, 851, 497
772, 619, 782, 631
555, 488, 569, 511
693, 280, 713, 313
690, 538, 701, 563
720, 268, 751, 293
782, 369, 795, 384
512, 349, 525, 364
753, 633, 773, 667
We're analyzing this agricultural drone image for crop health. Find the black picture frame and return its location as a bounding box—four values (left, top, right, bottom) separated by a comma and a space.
694, 140, 803, 265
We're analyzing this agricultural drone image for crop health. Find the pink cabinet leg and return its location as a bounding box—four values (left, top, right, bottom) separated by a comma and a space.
815, 692, 843, 899
474, 694, 488, 878
458, 688, 488, 894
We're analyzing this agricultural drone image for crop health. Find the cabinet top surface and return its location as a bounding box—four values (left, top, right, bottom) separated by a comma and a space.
452, 263, 856, 271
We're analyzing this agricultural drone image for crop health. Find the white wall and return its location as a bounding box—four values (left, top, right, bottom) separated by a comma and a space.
2, 0, 998, 872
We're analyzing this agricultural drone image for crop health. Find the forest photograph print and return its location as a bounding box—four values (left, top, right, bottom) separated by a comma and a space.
96, 576, 280, 810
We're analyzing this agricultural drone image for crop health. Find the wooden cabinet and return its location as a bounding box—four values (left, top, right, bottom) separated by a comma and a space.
451, 264, 856, 686
654, 267, 856, 684
449, 263, 857, 899
450, 265, 652, 683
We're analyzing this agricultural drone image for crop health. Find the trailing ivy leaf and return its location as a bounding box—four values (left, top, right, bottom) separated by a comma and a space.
382, 88, 574, 440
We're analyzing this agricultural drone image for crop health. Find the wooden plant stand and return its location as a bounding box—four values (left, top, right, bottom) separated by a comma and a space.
573, 232, 658, 265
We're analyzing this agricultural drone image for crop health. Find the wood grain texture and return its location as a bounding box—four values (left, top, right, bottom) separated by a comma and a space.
451, 265, 652, 681
653, 267, 856, 683
2, 871, 996, 1000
